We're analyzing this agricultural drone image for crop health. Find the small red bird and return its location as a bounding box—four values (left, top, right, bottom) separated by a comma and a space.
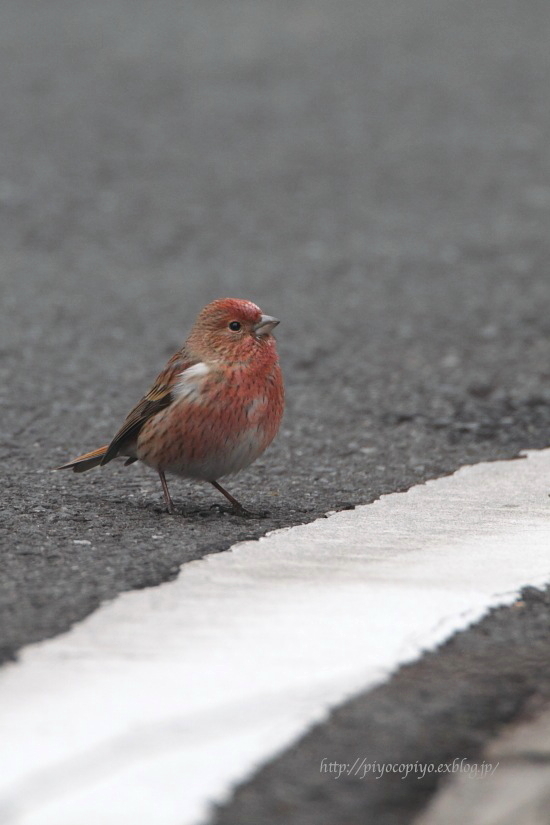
58, 298, 284, 515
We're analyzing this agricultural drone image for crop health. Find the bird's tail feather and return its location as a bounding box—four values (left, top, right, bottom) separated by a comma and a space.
57, 446, 109, 473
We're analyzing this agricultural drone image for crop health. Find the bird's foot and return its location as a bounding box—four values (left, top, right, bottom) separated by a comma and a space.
232, 504, 270, 519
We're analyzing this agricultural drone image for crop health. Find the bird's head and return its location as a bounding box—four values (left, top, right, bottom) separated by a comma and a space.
187, 298, 280, 362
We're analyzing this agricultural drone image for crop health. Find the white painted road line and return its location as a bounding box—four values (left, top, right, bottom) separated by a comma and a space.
1, 451, 549, 825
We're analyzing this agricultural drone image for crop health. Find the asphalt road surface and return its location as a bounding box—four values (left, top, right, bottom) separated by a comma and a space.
1, 0, 550, 822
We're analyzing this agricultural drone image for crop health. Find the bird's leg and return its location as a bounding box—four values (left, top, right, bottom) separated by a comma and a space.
158, 470, 174, 514
210, 480, 253, 517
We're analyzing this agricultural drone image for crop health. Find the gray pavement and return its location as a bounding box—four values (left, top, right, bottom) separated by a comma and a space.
416, 701, 550, 825
213, 587, 550, 825
1, 0, 550, 821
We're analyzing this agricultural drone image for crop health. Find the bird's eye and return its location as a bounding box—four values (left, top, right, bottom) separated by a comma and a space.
228, 321, 242, 331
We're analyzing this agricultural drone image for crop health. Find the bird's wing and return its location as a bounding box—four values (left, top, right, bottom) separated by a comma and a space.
101, 351, 201, 464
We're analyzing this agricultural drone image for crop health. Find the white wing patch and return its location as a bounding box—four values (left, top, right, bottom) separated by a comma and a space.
173, 362, 210, 402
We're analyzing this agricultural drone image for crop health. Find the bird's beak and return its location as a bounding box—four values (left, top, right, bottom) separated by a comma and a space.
253, 315, 280, 336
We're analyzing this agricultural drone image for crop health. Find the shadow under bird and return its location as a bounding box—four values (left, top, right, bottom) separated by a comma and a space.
58, 298, 284, 515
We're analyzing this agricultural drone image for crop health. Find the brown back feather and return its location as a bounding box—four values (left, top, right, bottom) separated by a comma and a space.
100, 351, 196, 465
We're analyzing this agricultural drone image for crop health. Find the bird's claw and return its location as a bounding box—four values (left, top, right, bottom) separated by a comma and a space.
233, 506, 270, 519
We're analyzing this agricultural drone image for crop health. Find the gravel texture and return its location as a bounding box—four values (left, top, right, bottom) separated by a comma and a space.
1, 0, 550, 820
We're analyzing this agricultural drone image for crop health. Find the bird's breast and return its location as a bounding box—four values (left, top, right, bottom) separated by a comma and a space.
136, 359, 284, 480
